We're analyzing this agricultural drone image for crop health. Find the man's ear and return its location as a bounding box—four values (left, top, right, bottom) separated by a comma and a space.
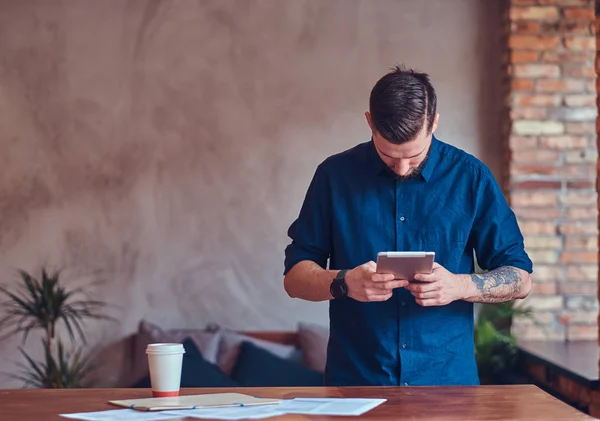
431, 113, 440, 133
365, 111, 374, 131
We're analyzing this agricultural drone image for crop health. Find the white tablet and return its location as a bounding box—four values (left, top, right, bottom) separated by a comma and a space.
376, 251, 435, 280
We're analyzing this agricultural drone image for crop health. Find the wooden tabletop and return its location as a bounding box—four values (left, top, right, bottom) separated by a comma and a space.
0, 385, 595, 421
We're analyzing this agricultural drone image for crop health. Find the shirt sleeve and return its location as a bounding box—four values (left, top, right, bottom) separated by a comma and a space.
283, 163, 332, 275
469, 167, 533, 274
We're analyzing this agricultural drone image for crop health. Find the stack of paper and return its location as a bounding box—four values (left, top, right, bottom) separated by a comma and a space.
61, 397, 387, 420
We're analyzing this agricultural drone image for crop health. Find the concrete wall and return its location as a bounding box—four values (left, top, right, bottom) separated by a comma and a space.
0, 0, 503, 387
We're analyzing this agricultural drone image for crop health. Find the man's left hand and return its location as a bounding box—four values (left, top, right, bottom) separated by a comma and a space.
407, 263, 469, 306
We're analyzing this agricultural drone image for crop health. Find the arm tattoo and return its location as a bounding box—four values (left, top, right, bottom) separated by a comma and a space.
469, 266, 523, 303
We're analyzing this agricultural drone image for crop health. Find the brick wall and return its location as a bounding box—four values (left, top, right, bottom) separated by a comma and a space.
505, 0, 598, 341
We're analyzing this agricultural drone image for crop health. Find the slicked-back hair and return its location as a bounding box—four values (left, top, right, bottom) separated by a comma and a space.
369, 65, 437, 145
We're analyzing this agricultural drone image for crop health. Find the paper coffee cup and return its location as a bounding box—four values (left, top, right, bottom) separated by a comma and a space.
146, 343, 185, 397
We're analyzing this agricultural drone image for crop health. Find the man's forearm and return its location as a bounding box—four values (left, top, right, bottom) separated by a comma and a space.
284, 261, 337, 302
462, 266, 532, 303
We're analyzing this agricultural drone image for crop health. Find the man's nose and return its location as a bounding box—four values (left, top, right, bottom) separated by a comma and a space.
393, 160, 411, 176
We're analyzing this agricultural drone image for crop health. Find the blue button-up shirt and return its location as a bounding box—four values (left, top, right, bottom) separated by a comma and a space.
284, 136, 533, 386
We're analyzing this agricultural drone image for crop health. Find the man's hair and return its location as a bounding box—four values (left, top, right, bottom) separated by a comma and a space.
369, 65, 437, 145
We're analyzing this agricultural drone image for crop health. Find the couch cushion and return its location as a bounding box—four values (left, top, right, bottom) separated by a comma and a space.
297, 322, 329, 372
231, 341, 323, 387
129, 320, 222, 385
217, 330, 297, 376
132, 337, 239, 388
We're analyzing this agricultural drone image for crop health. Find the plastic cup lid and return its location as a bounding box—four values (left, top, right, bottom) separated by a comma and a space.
146, 343, 185, 354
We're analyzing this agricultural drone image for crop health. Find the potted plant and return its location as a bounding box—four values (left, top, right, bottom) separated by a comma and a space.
0, 267, 112, 388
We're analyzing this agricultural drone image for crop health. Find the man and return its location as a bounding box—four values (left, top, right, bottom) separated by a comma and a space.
283, 66, 533, 387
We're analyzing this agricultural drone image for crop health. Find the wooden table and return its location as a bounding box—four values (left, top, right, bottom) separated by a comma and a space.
1, 385, 595, 420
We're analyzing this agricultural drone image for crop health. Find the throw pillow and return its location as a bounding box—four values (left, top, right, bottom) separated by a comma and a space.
132, 337, 239, 388
217, 330, 297, 376
231, 341, 323, 387
129, 320, 222, 385
297, 322, 329, 372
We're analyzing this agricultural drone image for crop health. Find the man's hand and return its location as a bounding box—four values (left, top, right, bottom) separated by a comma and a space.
407, 262, 468, 306
345, 261, 409, 302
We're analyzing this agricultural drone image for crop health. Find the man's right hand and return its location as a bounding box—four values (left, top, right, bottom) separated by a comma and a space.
345, 261, 408, 302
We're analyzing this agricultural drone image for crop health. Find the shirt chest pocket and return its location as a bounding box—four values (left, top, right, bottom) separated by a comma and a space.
418, 227, 469, 269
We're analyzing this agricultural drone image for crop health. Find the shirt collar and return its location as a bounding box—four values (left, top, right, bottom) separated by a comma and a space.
368, 135, 440, 182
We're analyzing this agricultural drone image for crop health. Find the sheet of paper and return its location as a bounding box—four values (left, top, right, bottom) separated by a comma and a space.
278, 398, 387, 416
163, 403, 287, 420
60, 408, 183, 421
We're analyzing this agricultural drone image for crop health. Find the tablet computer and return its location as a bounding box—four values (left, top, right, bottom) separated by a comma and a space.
376, 251, 435, 280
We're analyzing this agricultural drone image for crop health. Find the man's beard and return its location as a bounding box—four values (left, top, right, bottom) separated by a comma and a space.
396, 164, 424, 181
392, 152, 429, 181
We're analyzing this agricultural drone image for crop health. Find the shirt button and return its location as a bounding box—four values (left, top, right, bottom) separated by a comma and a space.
402, 343, 407, 349
401, 301, 406, 306
399, 216, 405, 221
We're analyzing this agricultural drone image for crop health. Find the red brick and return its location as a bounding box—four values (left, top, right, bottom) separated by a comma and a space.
561, 192, 597, 206
512, 63, 560, 77
562, 21, 594, 35
560, 252, 598, 264
559, 164, 596, 178
511, 192, 558, 207
566, 180, 595, 189
509, 35, 560, 50
565, 148, 597, 163
511, 149, 561, 163
509, 136, 538, 150
525, 235, 562, 249
564, 36, 596, 50
512, 21, 541, 34
521, 220, 557, 235
536, 78, 584, 92
540, 50, 559, 62
513, 93, 561, 106
563, 63, 596, 78
511, 78, 535, 91
524, 295, 563, 311
511, 50, 540, 63
564, 311, 598, 325
512, 180, 562, 190
510, 107, 549, 119
533, 282, 558, 294
564, 7, 595, 20
564, 94, 597, 107
564, 236, 598, 250
542, 50, 593, 62
532, 265, 565, 283
514, 207, 562, 219
530, 250, 560, 264
567, 325, 598, 341
510, 6, 559, 20
565, 206, 598, 219
559, 282, 597, 295
567, 265, 597, 281
565, 122, 595, 134
538, 135, 587, 148
558, 221, 599, 235
512, 164, 557, 176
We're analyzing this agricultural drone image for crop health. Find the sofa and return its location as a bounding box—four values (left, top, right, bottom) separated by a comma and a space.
111, 320, 330, 388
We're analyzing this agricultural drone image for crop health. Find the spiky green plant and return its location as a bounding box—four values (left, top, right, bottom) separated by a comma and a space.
0, 268, 112, 388
11, 339, 95, 388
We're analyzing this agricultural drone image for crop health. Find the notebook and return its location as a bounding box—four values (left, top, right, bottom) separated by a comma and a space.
109, 393, 281, 412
